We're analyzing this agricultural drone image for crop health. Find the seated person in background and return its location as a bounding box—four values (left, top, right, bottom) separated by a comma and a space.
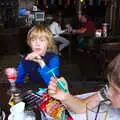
73, 15, 96, 36
49, 14, 70, 54
48, 54, 120, 114
5, 25, 60, 87
72, 15, 96, 51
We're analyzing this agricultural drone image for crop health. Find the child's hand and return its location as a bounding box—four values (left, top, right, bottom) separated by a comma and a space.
25, 52, 41, 60
25, 52, 45, 67
48, 77, 69, 101
32, 58, 45, 68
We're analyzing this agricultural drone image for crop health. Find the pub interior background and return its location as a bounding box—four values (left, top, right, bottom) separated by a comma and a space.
0, 0, 120, 118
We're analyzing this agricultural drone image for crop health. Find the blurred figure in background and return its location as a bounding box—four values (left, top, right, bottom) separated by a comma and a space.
72, 15, 96, 52
73, 15, 96, 36
49, 14, 70, 55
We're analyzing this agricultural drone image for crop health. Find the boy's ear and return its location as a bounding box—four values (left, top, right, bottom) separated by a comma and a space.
27, 41, 31, 46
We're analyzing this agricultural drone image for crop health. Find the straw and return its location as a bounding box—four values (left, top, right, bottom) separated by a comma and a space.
47, 67, 68, 92
47, 67, 59, 81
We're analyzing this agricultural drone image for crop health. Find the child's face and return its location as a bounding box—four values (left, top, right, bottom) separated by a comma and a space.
30, 36, 48, 56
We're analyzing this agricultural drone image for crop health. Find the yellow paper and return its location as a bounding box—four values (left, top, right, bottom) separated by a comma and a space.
8, 95, 15, 106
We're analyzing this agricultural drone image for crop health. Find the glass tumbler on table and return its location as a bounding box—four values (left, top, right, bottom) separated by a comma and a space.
4, 68, 19, 95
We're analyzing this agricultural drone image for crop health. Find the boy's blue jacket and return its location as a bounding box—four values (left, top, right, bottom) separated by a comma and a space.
16, 52, 60, 86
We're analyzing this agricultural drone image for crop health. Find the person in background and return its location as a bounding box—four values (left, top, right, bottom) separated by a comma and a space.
73, 15, 96, 36
72, 15, 96, 52
49, 14, 70, 54
48, 54, 120, 114
5, 24, 60, 87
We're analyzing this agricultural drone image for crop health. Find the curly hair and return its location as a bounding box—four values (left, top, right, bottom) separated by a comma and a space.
27, 24, 58, 54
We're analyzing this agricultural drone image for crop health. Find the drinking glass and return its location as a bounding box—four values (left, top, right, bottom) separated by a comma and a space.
4, 68, 20, 95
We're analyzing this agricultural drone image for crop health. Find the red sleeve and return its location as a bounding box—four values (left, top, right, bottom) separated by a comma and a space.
86, 21, 96, 35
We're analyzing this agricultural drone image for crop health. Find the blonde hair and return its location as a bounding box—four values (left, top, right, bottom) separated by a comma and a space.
27, 24, 58, 54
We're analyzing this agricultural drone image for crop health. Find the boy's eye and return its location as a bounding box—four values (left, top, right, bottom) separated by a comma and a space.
40, 39, 46, 42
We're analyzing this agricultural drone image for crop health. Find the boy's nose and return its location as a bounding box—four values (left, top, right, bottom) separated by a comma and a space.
36, 40, 40, 44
